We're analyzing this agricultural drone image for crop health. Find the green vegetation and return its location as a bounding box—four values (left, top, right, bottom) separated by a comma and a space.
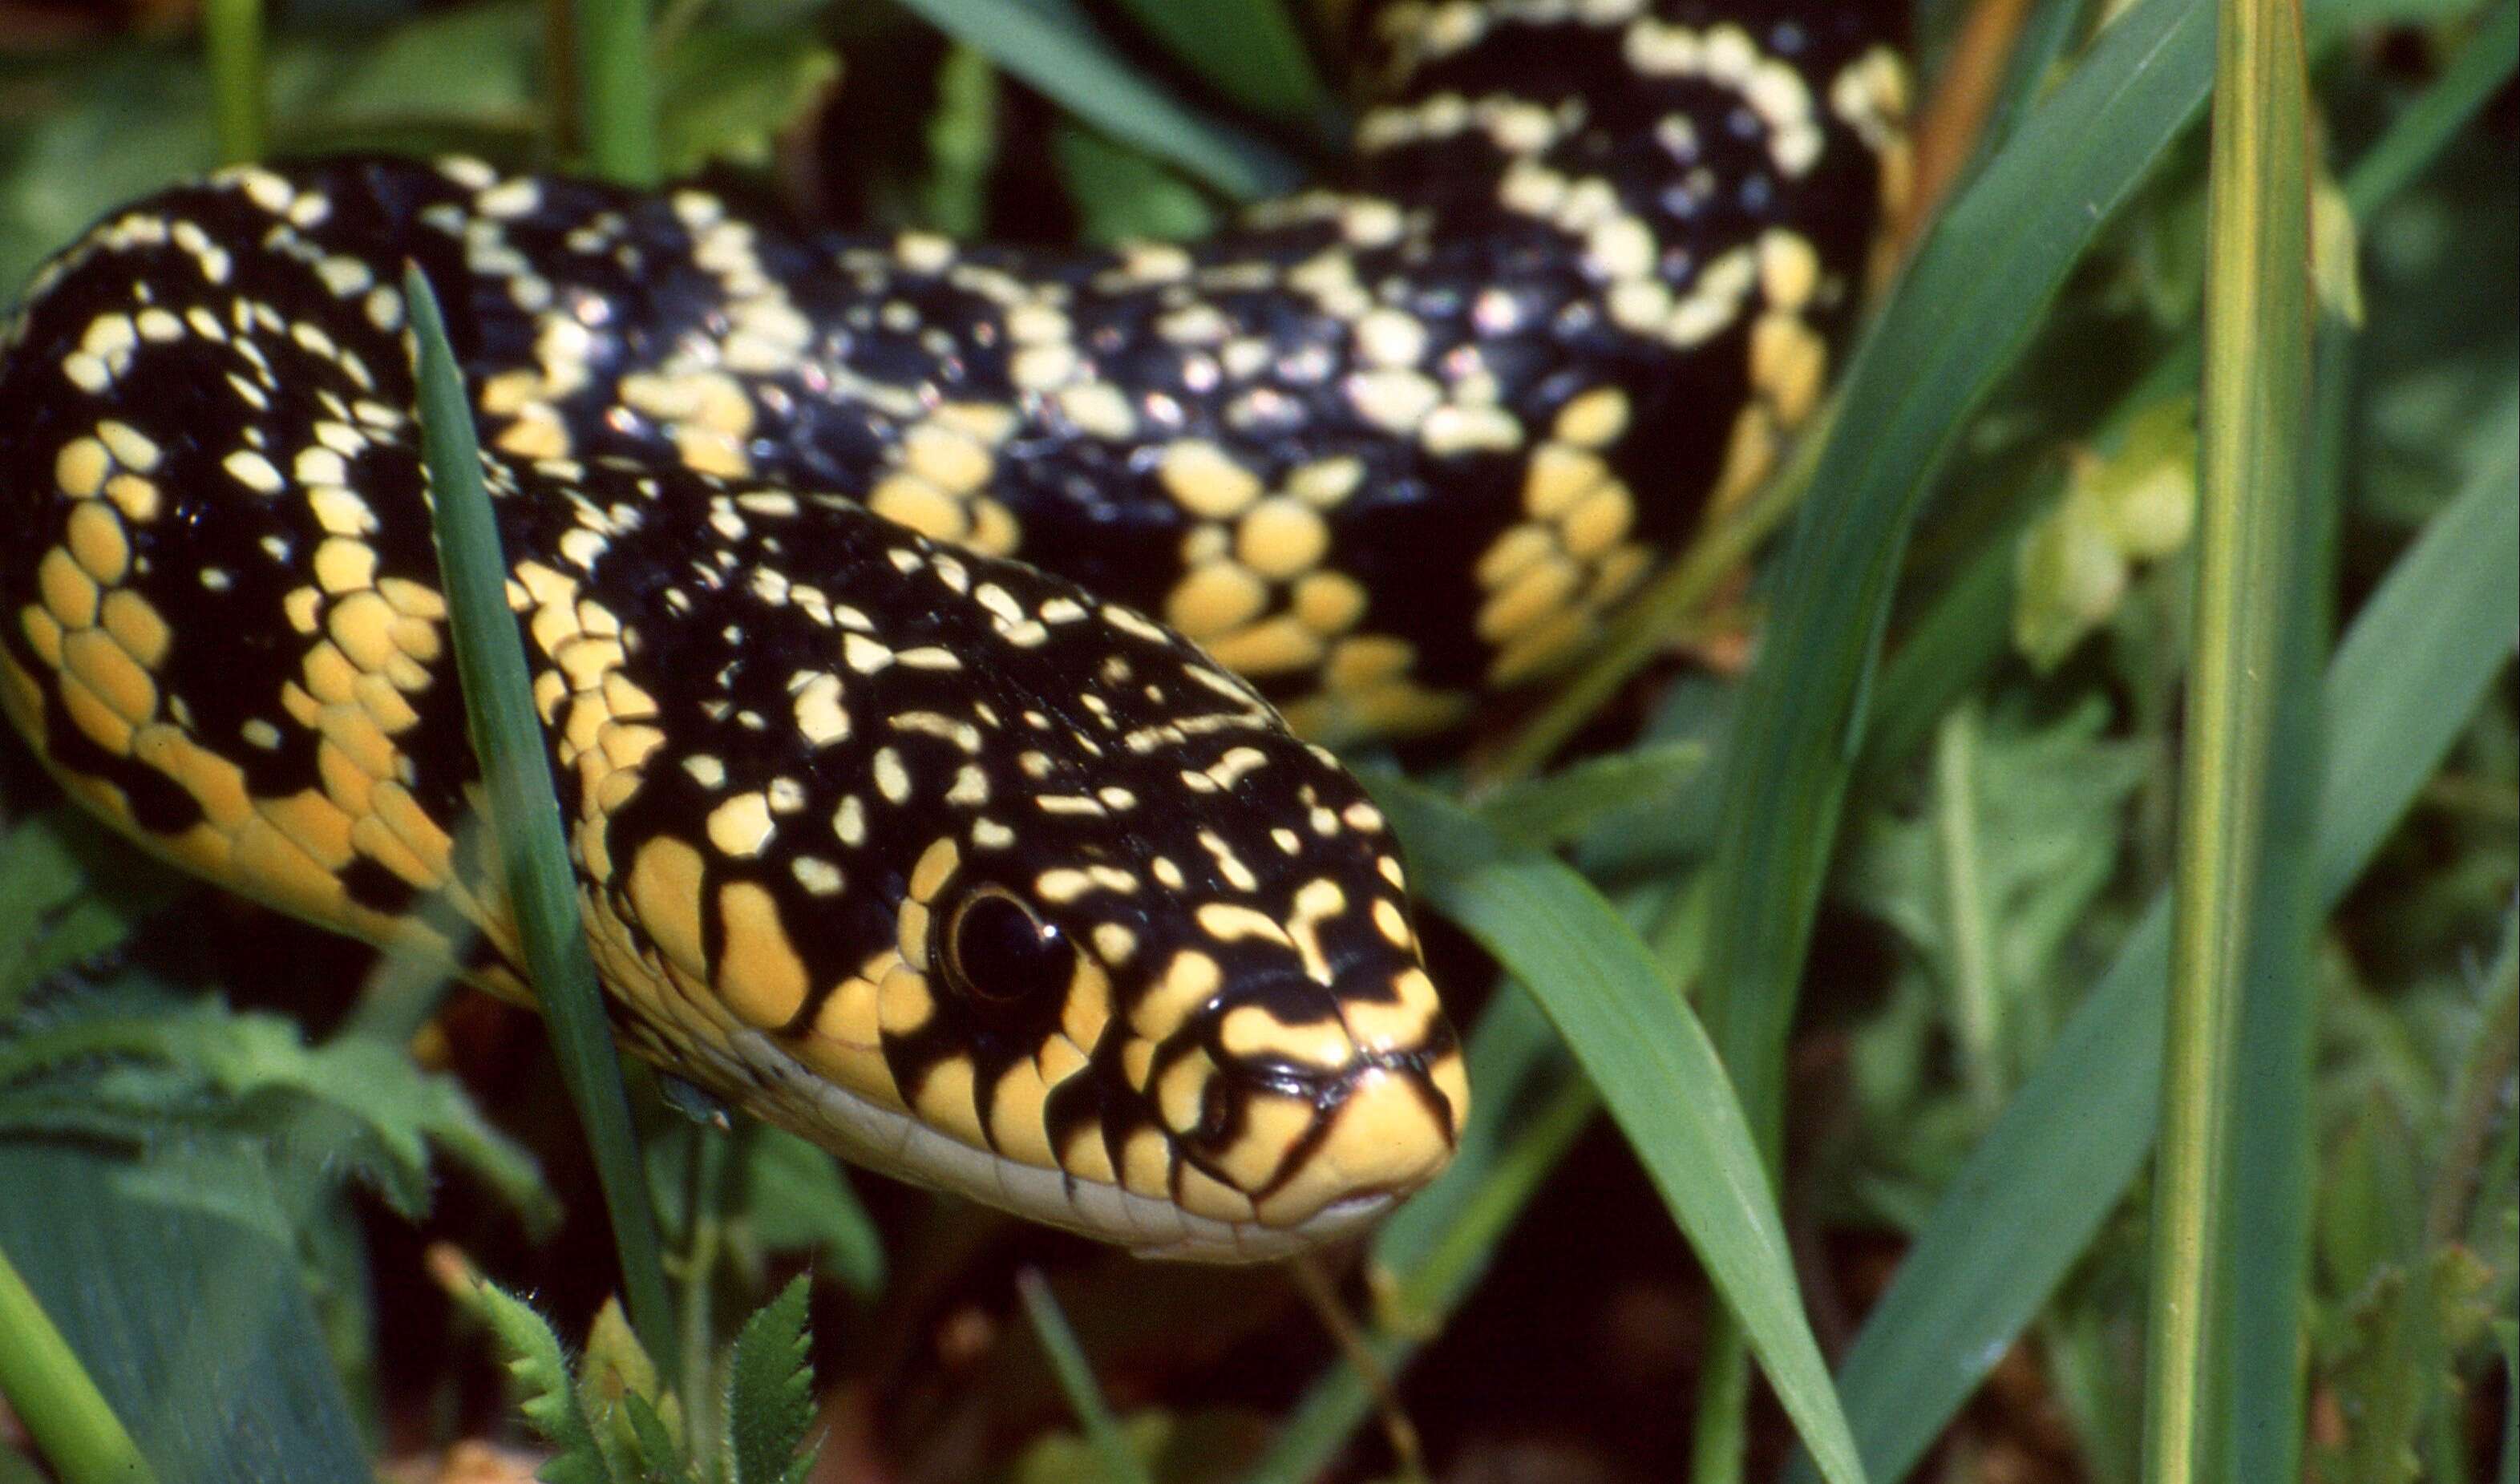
0, 0, 2510, 1480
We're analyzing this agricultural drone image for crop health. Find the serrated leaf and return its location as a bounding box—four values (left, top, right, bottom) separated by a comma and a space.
622, 1391, 699, 1484
724, 1274, 816, 1484
471, 1280, 617, 1484
580, 1297, 681, 1478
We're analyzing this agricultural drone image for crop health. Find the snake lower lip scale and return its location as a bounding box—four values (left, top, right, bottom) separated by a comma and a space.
0, 1, 1905, 1260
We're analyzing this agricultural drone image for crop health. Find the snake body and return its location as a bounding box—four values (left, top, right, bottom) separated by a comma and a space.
0, 0, 1904, 1259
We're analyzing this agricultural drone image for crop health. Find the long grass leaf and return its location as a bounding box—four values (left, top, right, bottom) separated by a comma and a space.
1370, 777, 1869, 1484
202, 0, 265, 165
2142, 0, 2312, 1472
1801, 404, 2519, 1484
889, 0, 1301, 198
1106, 0, 1338, 135
405, 265, 678, 1379
2215, 320, 2347, 1484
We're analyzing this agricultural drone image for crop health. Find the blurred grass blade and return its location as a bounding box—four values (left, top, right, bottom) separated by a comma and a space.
203, 0, 265, 164
405, 265, 677, 1379
1475, 740, 1709, 848
890, 0, 1302, 198
2143, 0, 2312, 1473
570, 0, 661, 186
1798, 403, 2520, 1484
1017, 1269, 1153, 1484
0, 1240, 156, 1484
1106, 0, 1338, 135
1697, 0, 2213, 1150
1371, 777, 1870, 1484
2340, 0, 2517, 213
2217, 321, 2347, 1484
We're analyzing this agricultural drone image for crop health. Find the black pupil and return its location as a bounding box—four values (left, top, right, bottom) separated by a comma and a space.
952, 896, 1069, 1003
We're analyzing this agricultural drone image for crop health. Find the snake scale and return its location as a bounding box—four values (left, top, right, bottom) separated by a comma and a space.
0, 0, 1905, 1260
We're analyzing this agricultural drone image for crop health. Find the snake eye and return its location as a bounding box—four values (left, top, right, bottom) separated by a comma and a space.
945, 891, 1073, 1004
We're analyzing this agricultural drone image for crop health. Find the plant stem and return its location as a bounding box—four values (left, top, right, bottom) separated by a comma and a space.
568, 0, 661, 186
203, 0, 265, 164
0, 1243, 158, 1484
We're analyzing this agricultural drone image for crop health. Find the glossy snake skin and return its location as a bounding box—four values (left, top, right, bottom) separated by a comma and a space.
0, 0, 1905, 1260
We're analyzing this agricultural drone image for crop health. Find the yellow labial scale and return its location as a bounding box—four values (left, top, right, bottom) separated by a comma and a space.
38, 548, 99, 629
1062, 957, 1112, 1051
628, 836, 710, 981
1166, 561, 1268, 640
1176, 1163, 1256, 1223
1476, 554, 1579, 643
1131, 948, 1222, 1041
1059, 1122, 1118, 1184
1214, 1090, 1325, 1200
1206, 617, 1322, 676
986, 1059, 1058, 1169
913, 1057, 988, 1150
718, 881, 809, 1029
798, 989, 906, 1111
302, 641, 359, 706
1121, 1036, 1158, 1091
59, 629, 156, 726
810, 972, 881, 1050
1255, 1066, 1448, 1225
896, 898, 930, 967
1236, 497, 1331, 580
99, 590, 171, 669
1119, 1126, 1174, 1199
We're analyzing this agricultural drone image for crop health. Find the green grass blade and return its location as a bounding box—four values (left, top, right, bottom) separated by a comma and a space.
1371, 777, 1869, 1484
203, 0, 265, 164
2142, 0, 2312, 1473
0, 1241, 156, 1484
404, 265, 678, 1381
1105, 0, 1337, 135
1696, 0, 2214, 1150
571, 0, 661, 186
1799, 404, 2520, 1484
2215, 321, 2348, 1484
888, 0, 1302, 199
1474, 739, 1709, 848
1016, 1268, 1153, 1484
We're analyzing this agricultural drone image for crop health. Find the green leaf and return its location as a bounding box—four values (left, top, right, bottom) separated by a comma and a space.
471, 1280, 616, 1484
1053, 123, 1218, 245
0, 811, 173, 1014
724, 1274, 817, 1484
1806, 398, 2520, 1484
655, 26, 840, 175
1367, 774, 1869, 1484
886, 0, 1300, 199
0, 1142, 365, 1483
1103, 0, 1337, 133
737, 1128, 885, 1299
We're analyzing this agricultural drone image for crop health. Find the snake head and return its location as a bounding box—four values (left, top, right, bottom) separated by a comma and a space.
579, 486, 1466, 1261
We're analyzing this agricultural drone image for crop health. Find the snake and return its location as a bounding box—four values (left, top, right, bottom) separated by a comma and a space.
0, 0, 1906, 1261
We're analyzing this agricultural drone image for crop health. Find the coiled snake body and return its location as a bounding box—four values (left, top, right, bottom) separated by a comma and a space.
0, 0, 1905, 1260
